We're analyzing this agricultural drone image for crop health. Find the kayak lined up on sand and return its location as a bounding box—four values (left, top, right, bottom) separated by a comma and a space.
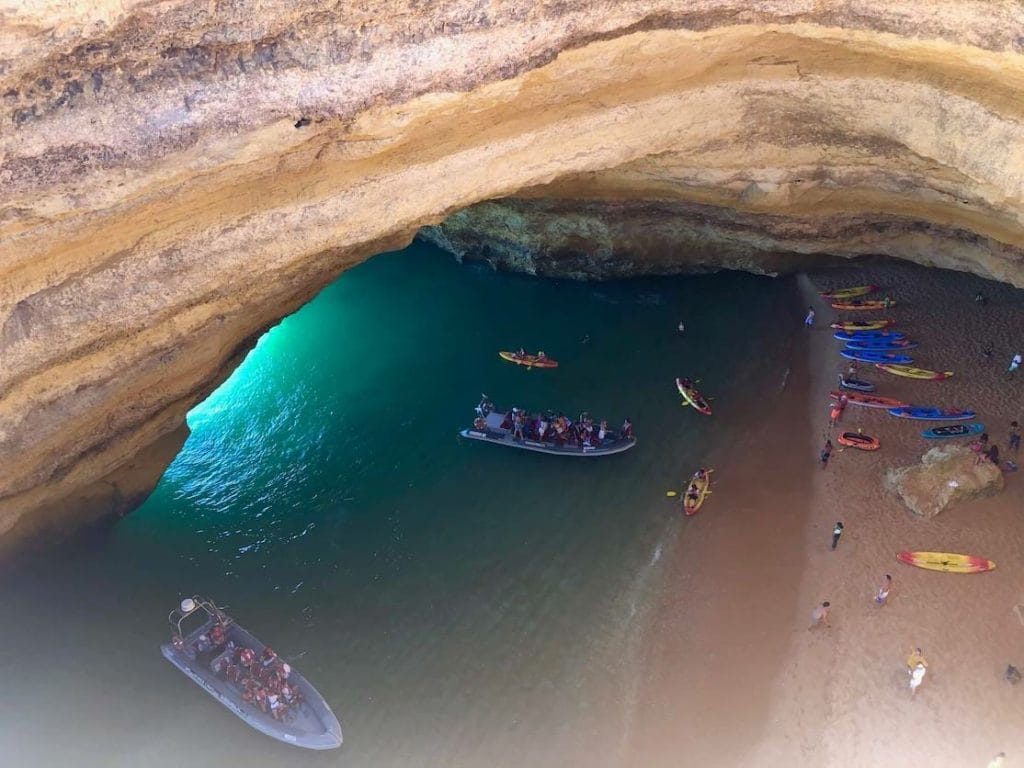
819, 285, 878, 300
845, 338, 918, 351
841, 349, 914, 364
837, 431, 880, 451
682, 469, 712, 516
830, 390, 908, 409
830, 319, 895, 331
922, 423, 986, 439
499, 351, 558, 369
676, 378, 712, 416
897, 551, 996, 574
875, 363, 953, 380
833, 330, 906, 342
831, 299, 895, 311
839, 375, 876, 392
888, 406, 977, 421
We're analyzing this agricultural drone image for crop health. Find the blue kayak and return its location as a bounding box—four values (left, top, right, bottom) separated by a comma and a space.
889, 406, 977, 421
833, 330, 906, 342
841, 349, 914, 364
845, 338, 919, 351
922, 423, 986, 439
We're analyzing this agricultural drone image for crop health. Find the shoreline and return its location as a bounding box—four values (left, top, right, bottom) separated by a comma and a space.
634, 262, 1024, 766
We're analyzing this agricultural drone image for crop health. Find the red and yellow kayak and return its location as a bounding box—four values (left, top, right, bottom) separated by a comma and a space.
831, 299, 895, 311
830, 319, 895, 331
897, 551, 995, 573
837, 431, 880, 451
499, 351, 558, 369
829, 390, 907, 409
676, 378, 712, 416
683, 470, 713, 516
875, 363, 953, 380
819, 285, 878, 300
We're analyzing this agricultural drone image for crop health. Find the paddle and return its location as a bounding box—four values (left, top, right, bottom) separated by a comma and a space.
666, 491, 678, 497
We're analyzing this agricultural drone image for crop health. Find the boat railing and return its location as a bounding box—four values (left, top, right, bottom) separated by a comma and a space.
168, 596, 234, 642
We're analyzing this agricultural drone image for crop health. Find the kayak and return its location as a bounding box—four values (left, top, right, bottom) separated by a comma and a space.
830, 390, 907, 409
897, 551, 995, 574
889, 406, 976, 421
922, 423, 986, 439
819, 285, 878, 299
683, 470, 712, 516
830, 320, 895, 331
875, 363, 953, 380
845, 338, 918, 351
833, 330, 906, 342
837, 431, 880, 451
676, 378, 712, 416
838, 376, 876, 392
841, 349, 914, 364
499, 351, 558, 369
831, 299, 894, 311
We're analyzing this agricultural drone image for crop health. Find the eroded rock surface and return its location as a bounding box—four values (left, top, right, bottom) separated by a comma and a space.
886, 445, 1005, 518
3, 1, 1024, 542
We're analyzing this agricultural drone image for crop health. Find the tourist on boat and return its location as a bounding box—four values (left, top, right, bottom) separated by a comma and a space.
473, 415, 486, 430
679, 377, 693, 389
621, 418, 634, 439
537, 350, 547, 360
261, 647, 279, 667
696, 467, 708, 480
598, 420, 607, 442
686, 483, 700, 501
516, 347, 526, 358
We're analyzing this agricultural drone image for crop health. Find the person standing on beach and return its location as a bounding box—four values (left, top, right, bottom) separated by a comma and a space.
1010, 421, 1020, 453
907, 647, 927, 670
820, 439, 833, 469
809, 601, 831, 629
804, 307, 815, 327
874, 574, 892, 606
1008, 353, 1022, 378
829, 404, 842, 429
831, 521, 844, 550
983, 341, 994, 361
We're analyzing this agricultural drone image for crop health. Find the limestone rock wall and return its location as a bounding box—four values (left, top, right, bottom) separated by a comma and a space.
3, 1, 1024, 543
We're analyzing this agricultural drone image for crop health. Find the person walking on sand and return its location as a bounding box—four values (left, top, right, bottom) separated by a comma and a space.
820, 439, 833, 469
907, 647, 927, 670
909, 661, 927, 696
809, 601, 831, 629
874, 574, 892, 606
804, 307, 815, 327
831, 521, 844, 550
1010, 421, 1020, 453
829, 404, 842, 429
1008, 353, 1022, 378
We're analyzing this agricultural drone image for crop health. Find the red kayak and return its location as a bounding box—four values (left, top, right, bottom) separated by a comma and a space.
829, 390, 907, 409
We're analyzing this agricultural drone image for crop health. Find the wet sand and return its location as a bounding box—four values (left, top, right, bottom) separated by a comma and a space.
634, 262, 1024, 766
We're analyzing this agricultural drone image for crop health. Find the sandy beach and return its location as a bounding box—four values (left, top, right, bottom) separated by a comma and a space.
633, 262, 1024, 767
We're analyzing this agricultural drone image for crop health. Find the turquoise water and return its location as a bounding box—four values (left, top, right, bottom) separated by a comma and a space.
0, 243, 797, 767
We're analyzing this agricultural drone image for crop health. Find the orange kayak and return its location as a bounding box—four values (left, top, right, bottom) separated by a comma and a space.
875, 363, 953, 380
499, 351, 558, 369
829, 390, 907, 409
837, 431, 880, 450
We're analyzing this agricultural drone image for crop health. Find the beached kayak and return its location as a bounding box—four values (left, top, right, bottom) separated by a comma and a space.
830, 320, 895, 331
922, 423, 986, 439
838, 376, 876, 392
831, 299, 894, 311
676, 378, 712, 416
889, 406, 976, 421
682, 470, 712, 516
897, 551, 995, 574
845, 338, 918, 351
499, 351, 558, 369
819, 285, 878, 299
875, 363, 953, 380
837, 431, 880, 451
830, 391, 907, 409
841, 349, 914, 364
833, 330, 906, 342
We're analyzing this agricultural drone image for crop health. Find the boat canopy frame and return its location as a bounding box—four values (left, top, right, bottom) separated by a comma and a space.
168, 596, 233, 643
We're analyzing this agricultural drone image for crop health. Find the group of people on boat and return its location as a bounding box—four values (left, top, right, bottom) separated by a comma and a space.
474, 397, 632, 446
192, 623, 303, 722
512, 347, 548, 361
686, 468, 710, 501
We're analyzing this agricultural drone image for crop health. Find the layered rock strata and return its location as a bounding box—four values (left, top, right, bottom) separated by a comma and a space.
3, 1, 1024, 543
886, 445, 1005, 518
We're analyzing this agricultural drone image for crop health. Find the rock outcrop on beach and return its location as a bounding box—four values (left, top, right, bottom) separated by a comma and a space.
886, 445, 1005, 518
4, 1, 1024, 543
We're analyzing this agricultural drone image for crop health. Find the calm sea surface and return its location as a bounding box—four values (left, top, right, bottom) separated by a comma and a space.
0, 243, 796, 768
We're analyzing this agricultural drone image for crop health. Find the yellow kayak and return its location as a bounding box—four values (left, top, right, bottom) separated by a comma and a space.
897, 551, 995, 573
683, 470, 712, 516
820, 284, 878, 299
875, 363, 953, 380
830, 319, 895, 331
